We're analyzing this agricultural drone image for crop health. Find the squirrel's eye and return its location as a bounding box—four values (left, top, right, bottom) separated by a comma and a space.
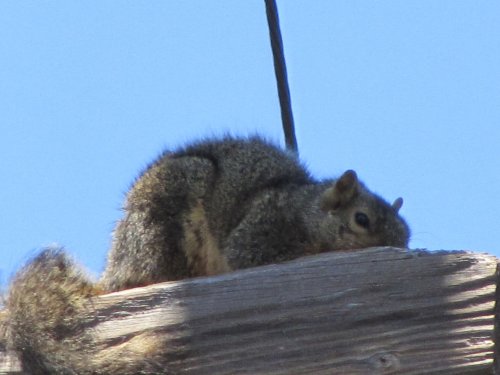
355, 212, 370, 229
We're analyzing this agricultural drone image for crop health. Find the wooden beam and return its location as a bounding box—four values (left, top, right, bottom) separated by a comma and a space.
1, 247, 498, 374
0, 351, 22, 375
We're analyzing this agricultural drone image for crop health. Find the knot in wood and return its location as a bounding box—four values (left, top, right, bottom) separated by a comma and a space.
368, 351, 400, 371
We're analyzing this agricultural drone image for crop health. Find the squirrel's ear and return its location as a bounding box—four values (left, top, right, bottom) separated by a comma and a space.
320, 170, 359, 211
392, 197, 403, 213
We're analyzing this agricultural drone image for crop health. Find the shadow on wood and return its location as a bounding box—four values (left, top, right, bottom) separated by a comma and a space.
1, 247, 498, 374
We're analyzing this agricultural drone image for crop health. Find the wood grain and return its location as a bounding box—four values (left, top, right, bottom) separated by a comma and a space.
1, 247, 498, 374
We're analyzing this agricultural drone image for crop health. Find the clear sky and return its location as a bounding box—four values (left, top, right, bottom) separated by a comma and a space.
1, 1, 499, 287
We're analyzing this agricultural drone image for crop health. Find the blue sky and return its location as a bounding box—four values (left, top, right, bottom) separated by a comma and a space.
1, 1, 499, 286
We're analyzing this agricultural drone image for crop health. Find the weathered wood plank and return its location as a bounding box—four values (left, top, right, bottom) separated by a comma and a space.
1, 247, 498, 374
0, 352, 21, 375
90, 248, 498, 374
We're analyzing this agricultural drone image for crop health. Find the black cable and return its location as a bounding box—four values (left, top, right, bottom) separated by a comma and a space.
264, 0, 298, 155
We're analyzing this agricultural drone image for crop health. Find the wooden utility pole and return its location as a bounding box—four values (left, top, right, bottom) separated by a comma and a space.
1, 247, 498, 374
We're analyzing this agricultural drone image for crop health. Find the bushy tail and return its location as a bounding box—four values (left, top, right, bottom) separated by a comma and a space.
5, 248, 98, 374
4, 249, 172, 374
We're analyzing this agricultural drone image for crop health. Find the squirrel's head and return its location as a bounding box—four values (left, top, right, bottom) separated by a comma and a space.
319, 170, 410, 250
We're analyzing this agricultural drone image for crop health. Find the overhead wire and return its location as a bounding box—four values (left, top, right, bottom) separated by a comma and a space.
264, 0, 298, 155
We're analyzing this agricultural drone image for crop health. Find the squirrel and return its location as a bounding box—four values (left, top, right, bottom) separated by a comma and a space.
3, 135, 410, 374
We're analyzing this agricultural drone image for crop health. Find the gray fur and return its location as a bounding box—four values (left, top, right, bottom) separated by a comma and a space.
4, 135, 410, 373
102, 136, 409, 291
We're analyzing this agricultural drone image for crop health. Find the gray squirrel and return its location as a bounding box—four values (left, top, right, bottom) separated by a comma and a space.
4, 135, 410, 373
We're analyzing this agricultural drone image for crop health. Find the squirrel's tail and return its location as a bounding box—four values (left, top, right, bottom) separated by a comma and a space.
5, 248, 98, 374
4, 249, 170, 374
